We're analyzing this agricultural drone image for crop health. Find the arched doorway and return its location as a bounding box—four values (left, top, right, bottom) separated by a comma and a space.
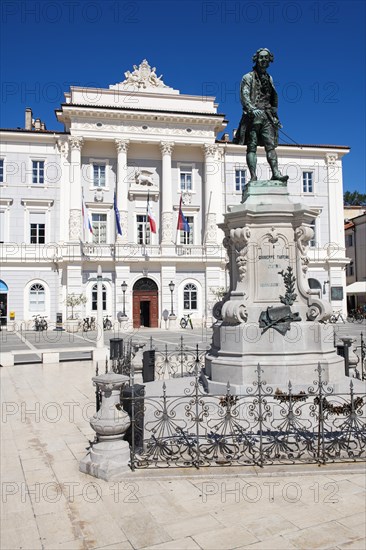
0, 280, 8, 326
133, 278, 158, 328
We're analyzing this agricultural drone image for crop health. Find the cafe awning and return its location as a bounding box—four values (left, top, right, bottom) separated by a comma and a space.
346, 282, 366, 294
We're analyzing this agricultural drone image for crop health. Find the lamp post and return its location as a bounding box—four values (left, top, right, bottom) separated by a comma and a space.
121, 281, 127, 318
169, 280, 175, 317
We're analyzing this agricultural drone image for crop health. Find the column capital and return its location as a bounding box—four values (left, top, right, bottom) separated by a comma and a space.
160, 141, 175, 155
69, 136, 84, 151
203, 143, 218, 158
56, 139, 69, 159
325, 152, 338, 165
115, 139, 130, 153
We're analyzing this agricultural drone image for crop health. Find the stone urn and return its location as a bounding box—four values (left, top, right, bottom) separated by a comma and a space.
79, 371, 131, 481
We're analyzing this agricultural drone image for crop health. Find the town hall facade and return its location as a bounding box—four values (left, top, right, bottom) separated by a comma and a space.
0, 60, 349, 328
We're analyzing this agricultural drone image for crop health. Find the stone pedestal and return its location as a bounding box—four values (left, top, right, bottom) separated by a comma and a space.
207, 181, 344, 393
79, 372, 131, 481
168, 315, 177, 330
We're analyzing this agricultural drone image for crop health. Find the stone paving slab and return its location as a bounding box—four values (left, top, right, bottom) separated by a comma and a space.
1, 361, 365, 550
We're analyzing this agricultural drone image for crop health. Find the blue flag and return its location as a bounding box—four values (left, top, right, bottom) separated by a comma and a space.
114, 193, 122, 236
177, 195, 190, 232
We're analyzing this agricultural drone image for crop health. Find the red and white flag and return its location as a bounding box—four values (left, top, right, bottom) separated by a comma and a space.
147, 192, 156, 234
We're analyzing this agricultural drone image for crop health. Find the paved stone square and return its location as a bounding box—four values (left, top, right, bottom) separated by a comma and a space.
1, 361, 365, 550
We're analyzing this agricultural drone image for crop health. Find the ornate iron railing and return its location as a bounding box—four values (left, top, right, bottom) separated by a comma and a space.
126, 363, 366, 470
153, 338, 208, 379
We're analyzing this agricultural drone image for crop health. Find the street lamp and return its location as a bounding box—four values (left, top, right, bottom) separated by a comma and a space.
121, 281, 127, 317
169, 280, 175, 317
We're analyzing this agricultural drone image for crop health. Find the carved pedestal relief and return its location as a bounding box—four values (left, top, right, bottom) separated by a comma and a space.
69, 209, 81, 241
205, 213, 217, 244
161, 212, 173, 244
116, 211, 128, 243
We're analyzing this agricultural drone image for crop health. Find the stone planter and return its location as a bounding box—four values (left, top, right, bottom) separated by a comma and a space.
64, 318, 80, 333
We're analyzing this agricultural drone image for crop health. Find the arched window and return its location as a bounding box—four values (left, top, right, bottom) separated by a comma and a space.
29, 283, 45, 312
92, 284, 106, 311
183, 283, 197, 310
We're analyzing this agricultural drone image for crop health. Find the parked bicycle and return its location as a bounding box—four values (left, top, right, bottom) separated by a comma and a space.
347, 310, 365, 323
103, 315, 112, 330
83, 316, 96, 331
329, 310, 346, 324
32, 315, 48, 331
180, 313, 193, 329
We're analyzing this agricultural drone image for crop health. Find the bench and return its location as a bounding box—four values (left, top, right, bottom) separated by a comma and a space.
0, 346, 104, 366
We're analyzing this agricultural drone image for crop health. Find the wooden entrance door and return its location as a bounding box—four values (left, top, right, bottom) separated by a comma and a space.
132, 278, 159, 328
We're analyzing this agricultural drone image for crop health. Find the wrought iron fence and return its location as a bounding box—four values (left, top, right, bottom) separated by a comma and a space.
126, 363, 366, 470
107, 335, 210, 380
153, 339, 208, 379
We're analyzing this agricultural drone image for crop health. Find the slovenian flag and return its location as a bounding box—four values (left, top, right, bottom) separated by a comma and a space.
147, 192, 157, 234
114, 192, 122, 236
177, 195, 190, 232
82, 191, 93, 235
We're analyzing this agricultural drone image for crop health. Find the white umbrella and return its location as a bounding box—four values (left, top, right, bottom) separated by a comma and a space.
346, 281, 366, 294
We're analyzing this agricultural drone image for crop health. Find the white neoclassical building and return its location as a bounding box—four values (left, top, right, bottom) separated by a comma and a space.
0, 60, 350, 328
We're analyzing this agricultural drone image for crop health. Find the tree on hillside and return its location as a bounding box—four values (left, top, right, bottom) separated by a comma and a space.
344, 191, 366, 205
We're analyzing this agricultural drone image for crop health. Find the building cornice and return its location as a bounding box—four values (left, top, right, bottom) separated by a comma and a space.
218, 142, 350, 158
0, 129, 66, 141
56, 103, 227, 122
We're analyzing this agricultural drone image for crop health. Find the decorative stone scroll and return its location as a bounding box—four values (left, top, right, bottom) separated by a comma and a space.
295, 225, 314, 275
230, 226, 251, 281
221, 300, 248, 324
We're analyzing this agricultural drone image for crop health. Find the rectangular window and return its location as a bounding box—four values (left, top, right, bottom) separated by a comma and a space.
29, 290, 45, 312
136, 214, 150, 245
180, 216, 194, 245
0, 159, 4, 183
346, 234, 353, 247
32, 160, 45, 184
92, 213, 107, 243
180, 169, 192, 191
29, 212, 45, 244
348, 262, 354, 276
93, 164, 106, 187
235, 169, 246, 192
303, 172, 313, 193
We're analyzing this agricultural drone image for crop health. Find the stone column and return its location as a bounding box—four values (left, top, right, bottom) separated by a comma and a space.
160, 141, 174, 244
68, 136, 84, 241
115, 139, 129, 243
203, 144, 218, 244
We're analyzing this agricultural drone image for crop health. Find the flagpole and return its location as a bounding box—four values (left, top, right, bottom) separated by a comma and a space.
146, 191, 149, 247
175, 194, 181, 246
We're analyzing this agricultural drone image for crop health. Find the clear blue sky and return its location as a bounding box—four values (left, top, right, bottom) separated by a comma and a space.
1, 0, 365, 193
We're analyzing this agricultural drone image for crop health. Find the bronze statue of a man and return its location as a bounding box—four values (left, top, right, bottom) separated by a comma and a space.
233, 48, 288, 184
